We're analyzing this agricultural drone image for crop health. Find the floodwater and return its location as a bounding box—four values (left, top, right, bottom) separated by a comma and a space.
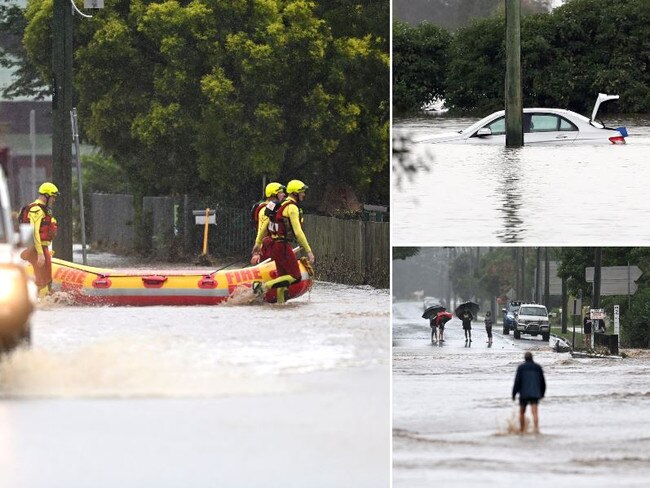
393, 301, 650, 488
0, 252, 390, 488
392, 114, 650, 244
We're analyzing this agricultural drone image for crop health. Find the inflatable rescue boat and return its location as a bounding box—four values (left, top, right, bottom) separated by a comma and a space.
28, 257, 313, 306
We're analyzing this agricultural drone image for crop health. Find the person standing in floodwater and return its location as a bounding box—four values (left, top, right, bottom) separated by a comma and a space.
512, 351, 546, 434
583, 314, 593, 349
484, 311, 493, 345
461, 311, 472, 342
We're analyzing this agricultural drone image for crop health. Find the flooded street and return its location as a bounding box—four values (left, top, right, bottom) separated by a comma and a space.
0, 252, 390, 487
393, 301, 650, 488
392, 115, 650, 244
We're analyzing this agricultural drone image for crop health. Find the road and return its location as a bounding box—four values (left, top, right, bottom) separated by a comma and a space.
0, 253, 390, 488
393, 300, 650, 488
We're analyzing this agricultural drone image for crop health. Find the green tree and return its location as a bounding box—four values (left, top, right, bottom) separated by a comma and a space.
393, 247, 420, 260
22, 0, 389, 207
393, 20, 451, 113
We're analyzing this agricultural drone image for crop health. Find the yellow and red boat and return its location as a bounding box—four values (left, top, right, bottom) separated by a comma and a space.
27, 257, 313, 306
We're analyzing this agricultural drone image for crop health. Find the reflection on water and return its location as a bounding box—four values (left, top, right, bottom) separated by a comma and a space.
393, 115, 650, 244
497, 150, 524, 242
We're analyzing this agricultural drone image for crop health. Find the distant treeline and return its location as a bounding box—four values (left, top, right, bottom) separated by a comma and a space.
394, 0, 650, 115
393, 0, 553, 31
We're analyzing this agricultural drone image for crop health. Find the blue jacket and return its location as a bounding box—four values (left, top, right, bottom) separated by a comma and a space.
512, 360, 546, 400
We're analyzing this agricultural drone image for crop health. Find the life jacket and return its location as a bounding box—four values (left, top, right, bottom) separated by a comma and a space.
270, 198, 303, 242
250, 200, 266, 229
18, 202, 58, 241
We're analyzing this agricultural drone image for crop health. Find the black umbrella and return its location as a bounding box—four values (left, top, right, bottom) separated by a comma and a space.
455, 301, 479, 320
422, 304, 446, 319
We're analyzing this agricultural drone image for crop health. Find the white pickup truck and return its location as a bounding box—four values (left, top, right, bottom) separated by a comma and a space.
0, 170, 34, 352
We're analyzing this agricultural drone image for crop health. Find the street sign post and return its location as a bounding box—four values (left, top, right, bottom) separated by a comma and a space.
614, 304, 620, 351
585, 266, 642, 295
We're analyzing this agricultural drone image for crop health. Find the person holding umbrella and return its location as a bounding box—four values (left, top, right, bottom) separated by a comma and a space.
422, 304, 446, 344
435, 311, 453, 343
461, 311, 473, 342
455, 301, 479, 344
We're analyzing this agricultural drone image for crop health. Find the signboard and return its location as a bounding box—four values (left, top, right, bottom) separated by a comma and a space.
590, 308, 606, 320
506, 288, 516, 300
193, 209, 216, 225
614, 305, 620, 335
570, 297, 582, 316
536, 261, 562, 295
585, 266, 642, 295
84, 0, 105, 8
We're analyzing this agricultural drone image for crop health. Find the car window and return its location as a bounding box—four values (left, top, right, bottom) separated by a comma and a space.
484, 116, 505, 136
529, 114, 578, 132
530, 114, 560, 132
559, 117, 578, 131
519, 307, 547, 316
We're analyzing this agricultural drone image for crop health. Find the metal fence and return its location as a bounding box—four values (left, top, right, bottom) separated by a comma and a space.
89, 193, 388, 287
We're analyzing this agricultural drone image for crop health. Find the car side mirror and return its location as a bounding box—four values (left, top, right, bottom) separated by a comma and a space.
476, 127, 492, 137
501, 308, 506, 313
18, 223, 32, 246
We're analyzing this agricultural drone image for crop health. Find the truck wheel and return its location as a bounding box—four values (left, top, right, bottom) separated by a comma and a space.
514, 330, 521, 339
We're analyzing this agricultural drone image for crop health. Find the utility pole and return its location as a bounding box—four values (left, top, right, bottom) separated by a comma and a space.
535, 247, 541, 303
52, 0, 74, 261
561, 276, 568, 333
544, 248, 550, 309
505, 0, 523, 147
593, 248, 602, 309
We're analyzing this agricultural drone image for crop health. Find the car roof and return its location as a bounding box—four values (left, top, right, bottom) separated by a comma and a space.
519, 303, 547, 308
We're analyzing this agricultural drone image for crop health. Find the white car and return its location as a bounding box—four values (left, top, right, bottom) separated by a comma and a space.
420, 94, 627, 145
513, 304, 550, 342
0, 169, 34, 353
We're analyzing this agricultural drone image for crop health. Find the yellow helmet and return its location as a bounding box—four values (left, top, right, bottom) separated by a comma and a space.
265, 182, 285, 198
286, 179, 308, 194
39, 182, 60, 197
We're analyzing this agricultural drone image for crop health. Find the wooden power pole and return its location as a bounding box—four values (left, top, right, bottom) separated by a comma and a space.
505, 0, 523, 147
52, 0, 74, 261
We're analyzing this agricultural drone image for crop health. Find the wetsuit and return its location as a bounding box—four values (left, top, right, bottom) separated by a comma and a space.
19, 200, 57, 293
265, 196, 312, 290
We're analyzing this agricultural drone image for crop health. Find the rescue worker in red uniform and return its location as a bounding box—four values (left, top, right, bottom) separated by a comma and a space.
250, 182, 286, 265
19, 182, 59, 297
253, 179, 315, 303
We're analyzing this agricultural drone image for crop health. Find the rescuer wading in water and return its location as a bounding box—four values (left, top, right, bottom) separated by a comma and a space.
253, 179, 315, 303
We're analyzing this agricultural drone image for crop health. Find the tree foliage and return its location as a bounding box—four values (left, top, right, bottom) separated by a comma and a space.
395, 0, 650, 115
20, 0, 388, 206
392, 247, 420, 260
392, 20, 450, 113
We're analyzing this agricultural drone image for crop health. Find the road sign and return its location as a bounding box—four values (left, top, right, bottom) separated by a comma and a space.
585, 266, 642, 295
614, 305, 620, 335
590, 308, 606, 320
536, 261, 562, 295
506, 288, 516, 300
570, 297, 582, 316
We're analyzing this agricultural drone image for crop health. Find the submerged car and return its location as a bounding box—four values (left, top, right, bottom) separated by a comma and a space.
420, 94, 627, 145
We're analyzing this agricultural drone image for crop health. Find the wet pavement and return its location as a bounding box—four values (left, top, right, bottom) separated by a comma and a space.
393, 301, 650, 488
0, 250, 390, 487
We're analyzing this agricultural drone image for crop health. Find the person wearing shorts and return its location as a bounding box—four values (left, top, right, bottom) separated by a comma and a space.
512, 352, 546, 433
